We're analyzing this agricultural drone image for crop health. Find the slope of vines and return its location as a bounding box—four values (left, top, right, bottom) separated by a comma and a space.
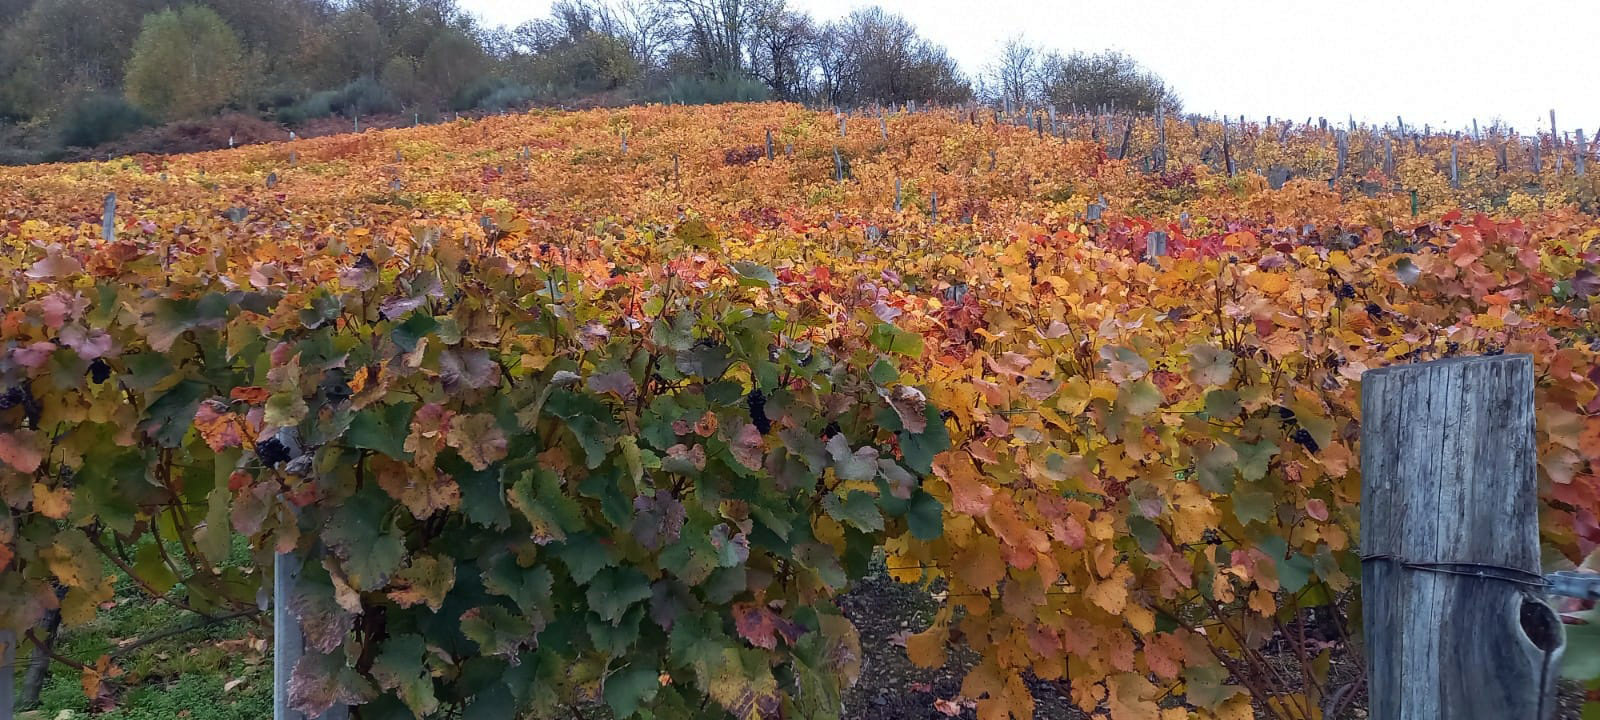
1, 103, 1596, 720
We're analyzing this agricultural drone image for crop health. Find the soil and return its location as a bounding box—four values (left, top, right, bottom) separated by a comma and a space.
838, 571, 1085, 720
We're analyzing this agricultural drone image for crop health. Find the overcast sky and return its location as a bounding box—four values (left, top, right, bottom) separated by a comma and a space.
459, 0, 1600, 133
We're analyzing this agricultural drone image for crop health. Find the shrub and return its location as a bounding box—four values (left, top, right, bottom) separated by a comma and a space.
334, 76, 399, 116
277, 79, 398, 126
475, 83, 539, 113
662, 74, 771, 105
59, 94, 150, 147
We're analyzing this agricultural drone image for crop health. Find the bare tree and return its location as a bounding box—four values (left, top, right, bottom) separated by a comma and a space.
986, 35, 1038, 107
819, 7, 970, 107
1037, 49, 1179, 114
746, 1, 815, 100
667, 0, 770, 76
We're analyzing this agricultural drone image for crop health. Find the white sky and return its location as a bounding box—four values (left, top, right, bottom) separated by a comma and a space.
460, 0, 1600, 133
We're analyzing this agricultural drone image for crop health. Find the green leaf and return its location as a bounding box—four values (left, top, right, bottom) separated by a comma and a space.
869, 357, 899, 386
605, 662, 662, 718
508, 468, 585, 544
729, 261, 777, 288
1229, 439, 1279, 482
868, 323, 923, 358
587, 567, 652, 624
347, 402, 415, 459
1203, 389, 1242, 421
906, 492, 943, 540
557, 533, 615, 584
481, 553, 554, 621
449, 457, 510, 530
461, 605, 536, 659
824, 491, 883, 533
544, 389, 620, 468
392, 312, 437, 352
1117, 379, 1163, 416
825, 434, 878, 482
141, 379, 206, 447
322, 485, 406, 590
371, 634, 440, 717
1231, 489, 1274, 526
1182, 663, 1245, 710
898, 403, 949, 474
133, 542, 179, 595
1563, 609, 1600, 681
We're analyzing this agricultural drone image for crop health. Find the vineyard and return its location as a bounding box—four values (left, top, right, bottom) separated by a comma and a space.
1, 102, 1597, 720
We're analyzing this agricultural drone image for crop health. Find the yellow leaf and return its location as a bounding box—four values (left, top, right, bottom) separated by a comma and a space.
906, 625, 947, 668
1087, 565, 1131, 615
32, 483, 73, 519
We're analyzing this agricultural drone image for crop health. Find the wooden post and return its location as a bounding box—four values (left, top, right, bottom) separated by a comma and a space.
833, 146, 843, 182
275, 552, 302, 720
1360, 355, 1565, 720
2, 630, 14, 720
1550, 110, 1562, 174
274, 553, 349, 720
102, 192, 116, 243
1450, 135, 1460, 189
1577, 129, 1588, 177
894, 178, 902, 213
839, 116, 847, 138
766, 129, 774, 161
620, 130, 628, 155
930, 190, 937, 222
1221, 117, 1235, 177
1334, 131, 1348, 188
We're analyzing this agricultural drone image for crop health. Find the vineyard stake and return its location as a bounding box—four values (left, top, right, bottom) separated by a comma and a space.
930, 190, 937, 222
1360, 355, 1564, 720
1, 630, 13, 720
766, 128, 773, 161
1576, 128, 1588, 176
1450, 135, 1460, 189
103, 192, 116, 243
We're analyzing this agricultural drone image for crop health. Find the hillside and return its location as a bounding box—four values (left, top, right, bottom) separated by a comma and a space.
1, 103, 1596, 720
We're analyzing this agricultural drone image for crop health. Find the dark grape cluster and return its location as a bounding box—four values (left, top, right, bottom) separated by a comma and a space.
1291, 428, 1319, 453
257, 436, 292, 465
88, 358, 112, 384
1365, 302, 1383, 318
747, 388, 770, 435
1335, 282, 1356, 299
0, 386, 24, 409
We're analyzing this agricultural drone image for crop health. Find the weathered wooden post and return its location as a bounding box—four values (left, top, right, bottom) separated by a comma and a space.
930, 190, 937, 223
1360, 355, 1566, 720
275, 553, 348, 720
1221, 117, 1235, 177
833, 146, 843, 182
765, 128, 774, 161
1576, 128, 1587, 177
1450, 135, 1460, 189
102, 192, 116, 243
275, 552, 301, 720
2, 629, 14, 720
1333, 131, 1348, 188
893, 178, 902, 213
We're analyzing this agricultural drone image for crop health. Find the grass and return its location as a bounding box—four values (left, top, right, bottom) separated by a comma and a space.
14, 536, 270, 720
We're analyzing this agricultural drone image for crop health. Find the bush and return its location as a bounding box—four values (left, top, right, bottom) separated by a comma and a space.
481, 85, 539, 113
59, 94, 150, 147
277, 79, 398, 126
334, 76, 398, 116
661, 74, 770, 105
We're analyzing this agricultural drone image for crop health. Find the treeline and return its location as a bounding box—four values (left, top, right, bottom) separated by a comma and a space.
0, 0, 1179, 152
